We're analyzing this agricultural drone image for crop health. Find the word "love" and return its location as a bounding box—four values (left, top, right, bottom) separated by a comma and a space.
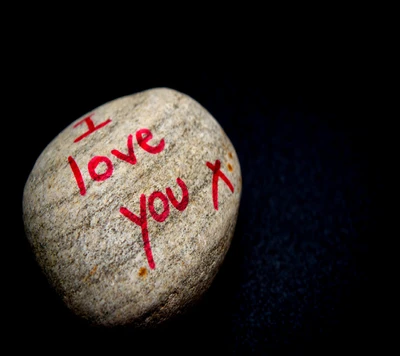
68, 119, 164, 196
120, 177, 189, 269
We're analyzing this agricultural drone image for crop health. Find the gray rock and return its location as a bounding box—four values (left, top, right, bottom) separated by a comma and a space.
22, 87, 242, 328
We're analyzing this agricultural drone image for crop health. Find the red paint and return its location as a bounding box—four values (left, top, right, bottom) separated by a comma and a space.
73, 114, 111, 143
206, 160, 234, 210
136, 128, 165, 154
69, 128, 166, 195
68, 156, 86, 196
148, 191, 170, 222
111, 134, 137, 165
88, 156, 114, 181
119, 177, 189, 269
120, 195, 155, 269
166, 178, 189, 211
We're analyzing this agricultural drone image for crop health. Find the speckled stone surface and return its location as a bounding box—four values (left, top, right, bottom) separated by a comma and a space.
22, 87, 241, 328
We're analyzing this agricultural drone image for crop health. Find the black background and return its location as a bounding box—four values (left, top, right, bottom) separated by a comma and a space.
12, 33, 382, 355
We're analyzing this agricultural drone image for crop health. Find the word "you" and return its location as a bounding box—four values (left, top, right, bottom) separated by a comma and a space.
120, 177, 189, 269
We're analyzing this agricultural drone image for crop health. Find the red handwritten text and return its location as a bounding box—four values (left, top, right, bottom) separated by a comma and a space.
120, 178, 189, 269
206, 159, 234, 210
73, 113, 112, 143
68, 128, 165, 195
68, 114, 235, 270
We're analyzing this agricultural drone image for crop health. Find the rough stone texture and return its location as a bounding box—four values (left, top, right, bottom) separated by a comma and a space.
22, 87, 241, 328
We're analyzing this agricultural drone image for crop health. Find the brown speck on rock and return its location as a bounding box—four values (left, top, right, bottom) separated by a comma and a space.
227, 163, 233, 172
89, 265, 98, 276
228, 152, 233, 159
138, 267, 147, 278
83, 265, 98, 282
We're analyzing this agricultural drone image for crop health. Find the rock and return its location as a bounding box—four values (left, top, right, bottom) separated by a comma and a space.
22, 87, 242, 328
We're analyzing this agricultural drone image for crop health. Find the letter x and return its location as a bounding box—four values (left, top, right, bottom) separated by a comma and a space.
206, 160, 234, 210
